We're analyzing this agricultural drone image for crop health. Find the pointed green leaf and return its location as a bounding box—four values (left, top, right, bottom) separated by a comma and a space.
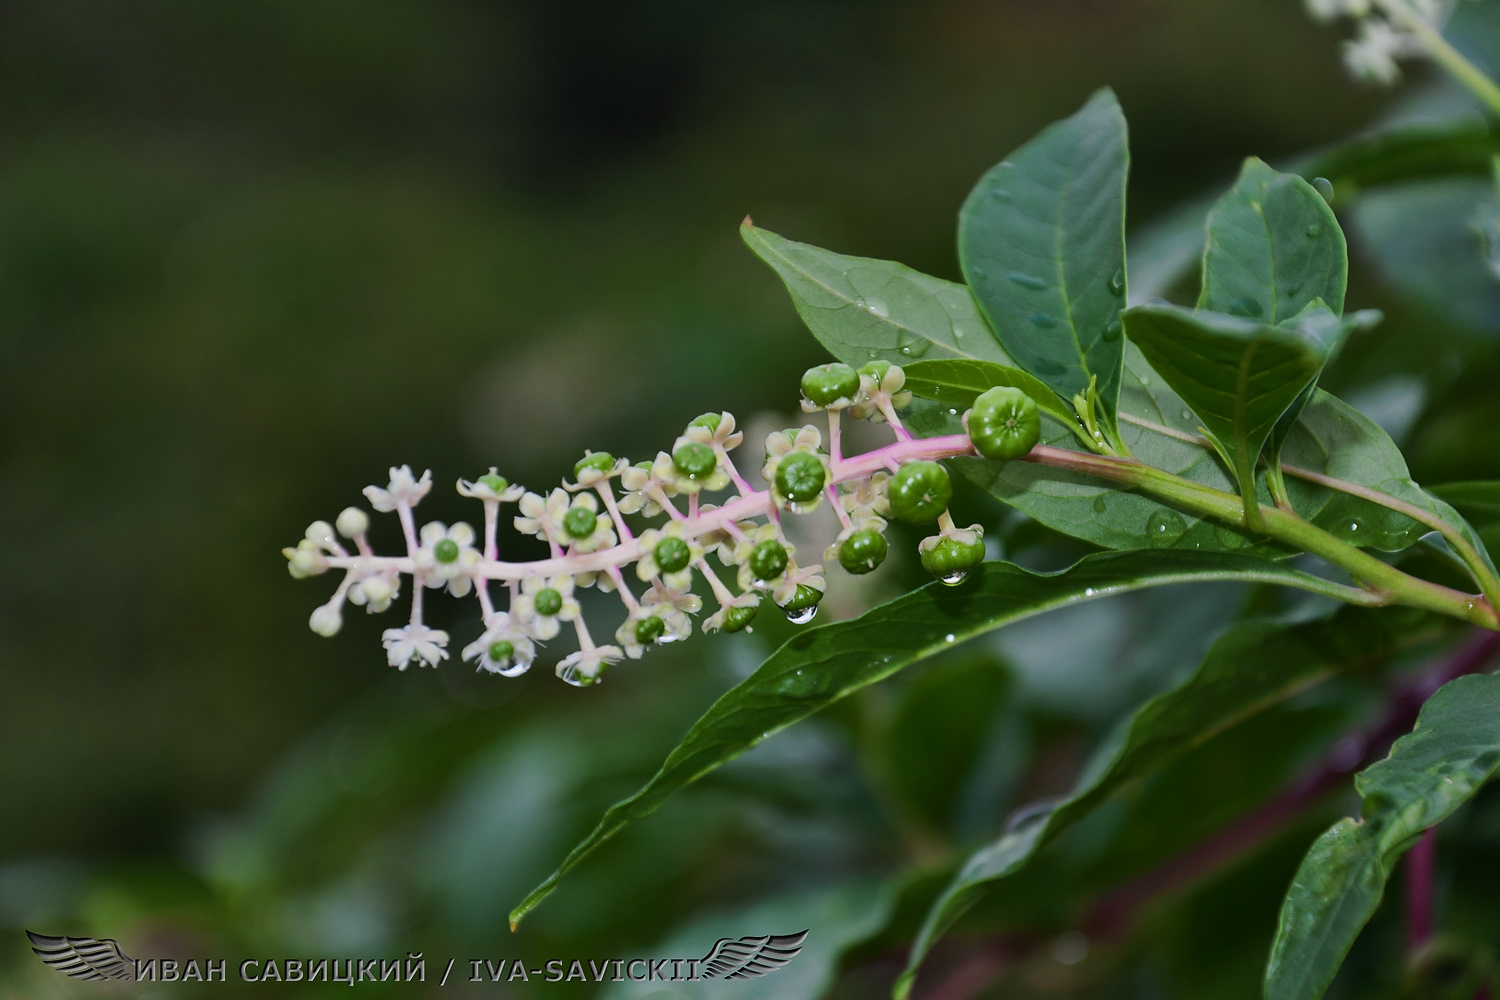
895, 609, 1404, 1000
1266, 305, 1380, 473
1429, 481, 1500, 527
1266, 671, 1500, 1000
959, 88, 1128, 419
740, 223, 1010, 366
1123, 303, 1325, 500
510, 550, 1352, 929
1199, 158, 1347, 322
900, 358, 1085, 445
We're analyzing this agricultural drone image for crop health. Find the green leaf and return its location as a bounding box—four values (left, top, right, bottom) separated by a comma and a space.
1199, 158, 1347, 323
900, 358, 1087, 446
895, 609, 1404, 1000
959, 88, 1129, 420
510, 550, 1352, 929
1265, 672, 1500, 1000
599, 879, 898, 1000
1429, 480, 1500, 527
1123, 303, 1325, 508
739, 222, 1011, 365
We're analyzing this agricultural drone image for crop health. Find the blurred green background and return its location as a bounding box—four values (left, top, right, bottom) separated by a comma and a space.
4, 0, 1496, 996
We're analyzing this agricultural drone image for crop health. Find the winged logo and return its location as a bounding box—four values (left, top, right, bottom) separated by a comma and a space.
697, 929, 808, 979
27, 931, 137, 982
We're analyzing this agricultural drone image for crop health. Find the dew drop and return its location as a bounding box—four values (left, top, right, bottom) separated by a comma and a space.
895, 331, 932, 358
1007, 271, 1048, 290
1312, 177, 1334, 204
1228, 297, 1264, 319
1180, 408, 1192, 421
1146, 509, 1187, 547
991, 188, 1013, 202
1092, 495, 1108, 513
865, 297, 889, 318
1109, 269, 1125, 297
944, 633, 956, 643
948, 408, 959, 415
1139, 374, 1153, 386
1305, 224, 1322, 238
1083, 587, 1096, 597
939, 570, 969, 587
1102, 319, 1123, 342
1028, 313, 1059, 329
785, 605, 818, 625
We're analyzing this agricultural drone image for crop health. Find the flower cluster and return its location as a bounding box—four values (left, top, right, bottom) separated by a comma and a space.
1305, 0, 1450, 86
285, 360, 1039, 686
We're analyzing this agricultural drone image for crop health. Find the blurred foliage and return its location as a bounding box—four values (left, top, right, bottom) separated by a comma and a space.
5, 0, 1500, 997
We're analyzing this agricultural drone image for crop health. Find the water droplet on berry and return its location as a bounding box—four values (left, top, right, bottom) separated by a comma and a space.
785, 605, 818, 625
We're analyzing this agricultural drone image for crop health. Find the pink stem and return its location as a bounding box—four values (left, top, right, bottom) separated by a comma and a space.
1406, 827, 1437, 953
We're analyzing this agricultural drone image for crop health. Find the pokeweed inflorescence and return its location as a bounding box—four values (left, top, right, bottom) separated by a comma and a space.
283, 361, 1040, 687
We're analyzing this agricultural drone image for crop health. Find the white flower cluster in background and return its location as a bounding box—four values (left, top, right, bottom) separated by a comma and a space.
1306, 0, 1458, 86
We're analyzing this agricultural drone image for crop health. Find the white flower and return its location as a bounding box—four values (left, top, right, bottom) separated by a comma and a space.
849, 362, 912, 421
462, 612, 536, 676
840, 472, 892, 522
652, 438, 731, 495
382, 623, 449, 670
348, 573, 400, 613
1305, 0, 1370, 20
681, 412, 744, 453
414, 521, 482, 596
618, 461, 672, 516
457, 467, 525, 503
556, 644, 624, 687
513, 574, 580, 640
732, 523, 795, 592
557, 492, 617, 553
1342, 18, 1416, 85
634, 521, 699, 589
703, 592, 761, 633
761, 425, 823, 480
513, 488, 570, 543
772, 563, 825, 607
283, 539, 329, 578
640, 577, 702, 617
566, 451, 630, 490
363, 465, 432, 512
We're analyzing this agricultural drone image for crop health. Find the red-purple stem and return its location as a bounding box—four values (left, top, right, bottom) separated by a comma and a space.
1406, 827, 1436, 953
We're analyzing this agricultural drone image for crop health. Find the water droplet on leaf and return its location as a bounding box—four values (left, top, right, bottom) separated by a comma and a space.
991, 188, 1013, 202
1102, 319, 1123, 341
1146, 509, 1187, 547
1007, 271, 1047, 290
1092, 495, 1108, 513
1029, 313, 1058, 329
1109, 269, 1125, 297
1312, 177, 1334, 204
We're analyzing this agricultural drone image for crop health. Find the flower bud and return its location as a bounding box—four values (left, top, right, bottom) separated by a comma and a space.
309, 603, 343, 637
336, 507, 370, 539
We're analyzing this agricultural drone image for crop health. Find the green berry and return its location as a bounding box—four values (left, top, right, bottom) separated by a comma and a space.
689, 412, 722, 432
478, 472, 510, 493
968, 387, 1041, 460
722, 604, 758, 633
488, 640, 515, 663
433, 538, 460, 563
672, 441, 717, 480
800, 362, 861, 407
774, 451, 827, 505
859, 359, 893, 381
920, 535, 986, 584
573, 452, 615, 479
654, 536, 692, 573
779, 584, 823, 623
748, 539, 788, 582
838, 529, 888, 574
634, 615, 666, 645
888, 461, 952, 524
563, 506, 598, 539
534, 588, 563, 616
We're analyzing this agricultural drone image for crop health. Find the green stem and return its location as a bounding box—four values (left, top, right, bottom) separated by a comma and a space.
1024, 445, 1499, 630
1117, 412, 1500, 610
1376, 0, 1500, 118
